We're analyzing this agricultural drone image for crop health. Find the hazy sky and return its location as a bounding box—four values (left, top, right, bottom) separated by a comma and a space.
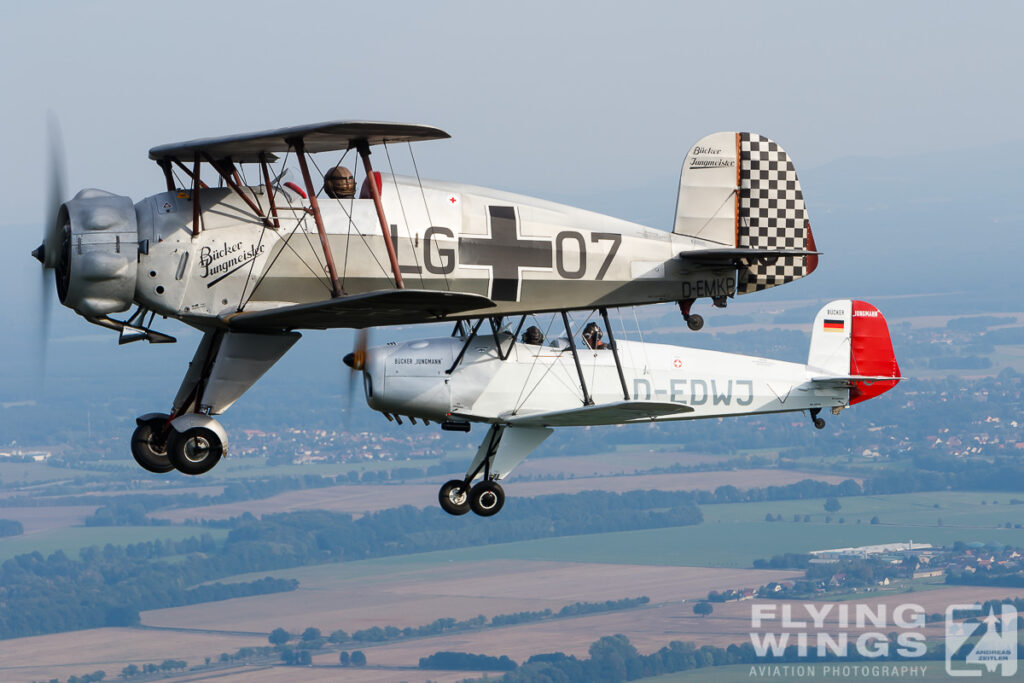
2, 1, 1022, 229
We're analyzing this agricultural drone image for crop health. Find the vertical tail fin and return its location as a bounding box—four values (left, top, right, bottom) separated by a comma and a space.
807, 300, 901, 405
673, 132, 817, 292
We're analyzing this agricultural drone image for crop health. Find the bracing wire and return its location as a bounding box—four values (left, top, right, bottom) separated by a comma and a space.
409, 141, 451, 291
383, 142, 425, 288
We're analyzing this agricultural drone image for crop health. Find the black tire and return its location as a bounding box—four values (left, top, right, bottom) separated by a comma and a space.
439, 479, 470, 516
813, 417, 827, 430
131, 414, 174, 473
686, 314, 704, 331
469, 481, 505, 517
167, 426, 223, 475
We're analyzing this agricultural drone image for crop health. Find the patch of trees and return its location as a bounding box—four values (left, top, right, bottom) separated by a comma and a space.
294, 597, 651, 649
557, 597, 649, 617
752, 553, 812, 570
491, 609, 552, 627
120, 660, 187, 679
0, 519, 23, 536
353, 615, 485, 642
0, 539, 298, 640
419, 651, 517, 671
84, 501, 171, 526
39, 671, 106, 683
463, 632, 946, 683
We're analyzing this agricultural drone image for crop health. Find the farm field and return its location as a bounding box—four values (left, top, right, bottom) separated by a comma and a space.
150, 468, 851, 522
143, 559, 801, 633
312, 585, 1024, 669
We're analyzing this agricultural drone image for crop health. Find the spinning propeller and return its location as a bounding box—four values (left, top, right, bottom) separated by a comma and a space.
32, 115, 68, 376
342, 328, 370, 427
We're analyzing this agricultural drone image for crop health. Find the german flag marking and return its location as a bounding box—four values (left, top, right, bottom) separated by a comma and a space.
823, 319, 845, 332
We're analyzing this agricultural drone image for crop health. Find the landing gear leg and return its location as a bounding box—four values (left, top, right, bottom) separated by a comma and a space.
678, 299, 704, 331
810, 408, 826, 430
438, 425, 508, 517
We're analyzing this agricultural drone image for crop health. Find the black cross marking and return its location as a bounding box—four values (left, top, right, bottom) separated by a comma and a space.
459, 206, 552, 301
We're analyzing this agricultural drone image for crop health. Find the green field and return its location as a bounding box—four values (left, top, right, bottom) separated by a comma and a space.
703, 491, 1024, 528
0, 526, 228, 562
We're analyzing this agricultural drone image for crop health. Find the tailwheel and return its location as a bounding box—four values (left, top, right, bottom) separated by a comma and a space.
678, 299, 704, 331
167, 416, 227, 475
439, 479, 470, 516
810, 408, 826, 430
130, 413, 174, 473
469, 480, 505, 517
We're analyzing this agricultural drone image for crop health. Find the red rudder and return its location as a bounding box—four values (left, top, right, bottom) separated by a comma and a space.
849, 301, 901, 405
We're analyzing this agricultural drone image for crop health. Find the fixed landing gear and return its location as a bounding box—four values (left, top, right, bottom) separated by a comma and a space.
809, 408, 826, 430
131, 413, 174, 473
678, 299, 704, 331
131, 413, 228, 475
168, 425, 224, 475
438, 479, 506, 517
439, 479, 470, 516
469, 481, 505, 517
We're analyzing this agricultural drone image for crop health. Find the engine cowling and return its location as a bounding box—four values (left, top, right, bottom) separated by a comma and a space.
54, 189, 138, 317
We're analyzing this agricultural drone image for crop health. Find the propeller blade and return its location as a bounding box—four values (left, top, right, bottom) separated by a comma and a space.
34, 263, 53, 380
42, 113, 67, 268
344, 329, 369, 429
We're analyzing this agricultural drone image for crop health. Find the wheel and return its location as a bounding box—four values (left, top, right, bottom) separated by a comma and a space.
167, 426, 223, 475
438, 479, 470, 516
469, 481, 505, 517
813, 417, 826, 430
686, 314, 704, 331
131, 414, 174, 473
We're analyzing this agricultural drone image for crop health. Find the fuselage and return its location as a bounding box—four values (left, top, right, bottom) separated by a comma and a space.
132, 175, 736, 325
363, 333, 846, 425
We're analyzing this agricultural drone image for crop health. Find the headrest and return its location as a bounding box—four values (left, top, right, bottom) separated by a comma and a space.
359, 172, 383, 199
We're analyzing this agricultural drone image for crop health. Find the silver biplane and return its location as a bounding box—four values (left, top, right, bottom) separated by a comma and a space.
33, 120, 818, 475
347, 299, 902, 516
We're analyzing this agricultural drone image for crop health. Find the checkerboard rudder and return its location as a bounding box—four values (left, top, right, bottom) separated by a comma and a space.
737, 132, 816, 293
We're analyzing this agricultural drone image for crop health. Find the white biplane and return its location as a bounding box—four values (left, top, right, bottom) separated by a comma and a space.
345, 299, 902, 516
33, 120, 818, 475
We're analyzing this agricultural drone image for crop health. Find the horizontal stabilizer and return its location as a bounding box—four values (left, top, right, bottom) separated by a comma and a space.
810, 374, 907, 385
225, 289, 495, 331
680, 247, 820, 267
505, 400, 692, 427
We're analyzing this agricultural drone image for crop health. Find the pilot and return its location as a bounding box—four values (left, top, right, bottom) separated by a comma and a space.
582, 322, 607, 350
323, 166, 356, 199
522, 325, 544, 345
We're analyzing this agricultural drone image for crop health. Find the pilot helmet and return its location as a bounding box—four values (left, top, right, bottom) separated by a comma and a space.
324, 166, 356, 198
582, 322, 603, 344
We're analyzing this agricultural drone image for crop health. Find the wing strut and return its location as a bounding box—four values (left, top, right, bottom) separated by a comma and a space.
561, 311, 594, 406
599, 307, 630, 401
291, 137, 345, 298
356, 140, 405, 289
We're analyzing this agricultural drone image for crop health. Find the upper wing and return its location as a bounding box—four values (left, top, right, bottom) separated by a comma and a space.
149, 120, 450, 163
504, 400, 692, 427
224, 289, 494, 331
